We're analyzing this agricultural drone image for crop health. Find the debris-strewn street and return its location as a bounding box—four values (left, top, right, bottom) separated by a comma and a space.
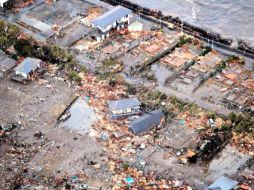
0, 0, 253, 189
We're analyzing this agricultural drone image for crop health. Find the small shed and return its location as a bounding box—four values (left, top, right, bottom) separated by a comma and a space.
128, 21, 143, 32
14, 57, 44, 79
108, 98, 141, 118
208, 176, 238, 190
129, 110, 164, 135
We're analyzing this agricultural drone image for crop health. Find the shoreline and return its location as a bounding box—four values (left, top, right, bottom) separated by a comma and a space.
100, 0, 254, 59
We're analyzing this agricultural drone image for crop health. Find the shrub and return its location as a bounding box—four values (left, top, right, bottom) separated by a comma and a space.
126, 84, 137, 95
68, 71, 81, 83
199, 46, 212, 56
178, 36, 192, 47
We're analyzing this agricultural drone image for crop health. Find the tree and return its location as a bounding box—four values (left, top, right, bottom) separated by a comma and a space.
6, 23, 20, 42
0, 36, 9, 50
14, 38, 34, 56
0, 20, 6, 35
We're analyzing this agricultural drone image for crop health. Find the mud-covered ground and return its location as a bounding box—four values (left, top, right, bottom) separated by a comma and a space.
0, 75, 111, 190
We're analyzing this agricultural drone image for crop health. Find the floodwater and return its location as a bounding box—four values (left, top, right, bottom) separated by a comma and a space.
151, 64, 173, 86
130, 0, 254, 48
58, 97, 97, 135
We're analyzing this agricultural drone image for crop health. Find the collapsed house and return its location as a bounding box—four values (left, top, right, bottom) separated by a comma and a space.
208, 176, 238, 190
12, 57, 46, 83
108, 98, 141, 119
129, 110, 164, 135
91, 5, 132, 41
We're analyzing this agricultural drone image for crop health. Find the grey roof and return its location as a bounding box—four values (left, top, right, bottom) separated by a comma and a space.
18, 14, 55, 37
108, 98, 140, 111
14, 57, 41, 74
92, 5, 132, 29
129, 110, 164, 135
208, 177, 238, 190
0, 56, 16, 72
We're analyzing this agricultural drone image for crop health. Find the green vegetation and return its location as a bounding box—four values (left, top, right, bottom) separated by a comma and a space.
102, 59, 115, 67
228, 112, 254, 136
216, 60, 227, 73
227, 55, 239, 62
68, 71, 82, 83
0, 19, 86, 84
125, 85, 199, 123
199, 46, 212, 56
0, 19, 78, 68
216, 112, 254, 137
96, 59, 124, 81
13, 38, 76, 67
0, 20, 21, 50
178, 36, 192, 47
209, 60, 227, 78
126, 84, 137, 95
226, 55, 244, 64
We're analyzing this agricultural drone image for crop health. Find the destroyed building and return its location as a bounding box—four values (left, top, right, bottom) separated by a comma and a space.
108, 97, 141, 119
91, 5, 132, 41
129, 109, 164, 135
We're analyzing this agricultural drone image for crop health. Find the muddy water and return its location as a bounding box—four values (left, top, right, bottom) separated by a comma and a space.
58, 97, 97, 135
151, 64, 173, 86
129, 0, 254, 48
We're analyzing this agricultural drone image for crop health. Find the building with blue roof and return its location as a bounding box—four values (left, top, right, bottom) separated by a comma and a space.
208, 176, 238, 190
14, 57, 43, 79
129, 110, 164, 135
91, 5, 132, 41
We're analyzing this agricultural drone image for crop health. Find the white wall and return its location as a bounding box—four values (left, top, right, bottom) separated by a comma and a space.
15, 71, 28, 79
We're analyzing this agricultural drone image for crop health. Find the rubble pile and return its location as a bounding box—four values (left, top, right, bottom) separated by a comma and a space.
12, 0, 34, 12
0, 124, 40, 190
72, 73, 192, 189
161, 45, 196, 69
213, 59, 254, 113
231, 134, 254, 156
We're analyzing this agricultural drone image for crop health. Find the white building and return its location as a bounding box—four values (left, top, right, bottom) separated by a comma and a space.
108, 98, 141, 119
91, 5, 132, 41
14, 57, 43, 79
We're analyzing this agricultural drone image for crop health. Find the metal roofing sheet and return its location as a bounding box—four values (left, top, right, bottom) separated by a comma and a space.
92, 5, 132, 29
14, 57, 41, 74
0, 56, 16, 72
208, 177, 238, 190
108, 98, 140, 111
129, 110, 164, 135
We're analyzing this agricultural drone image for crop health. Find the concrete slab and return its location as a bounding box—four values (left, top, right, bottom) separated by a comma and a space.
205, 145, 252, 181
